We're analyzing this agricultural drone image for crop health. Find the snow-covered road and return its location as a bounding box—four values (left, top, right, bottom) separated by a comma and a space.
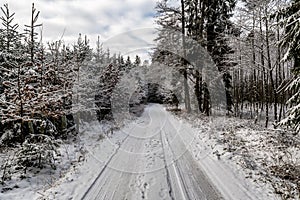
81, 104, 222, 200
34, 103, 276, 200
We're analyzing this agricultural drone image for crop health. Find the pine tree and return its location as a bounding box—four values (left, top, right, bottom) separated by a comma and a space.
0, 3, 21, 54
0, 3, 77, 145
206, 0, 236, 114
125, 56, 132, 70
95, 35, 104, 64
24, 3, 42, 64
95, 63, 120, 120
0, 4, 39, 140
153, 0, 187, 111
134, 55, 141, 66
278, 0, 300, 133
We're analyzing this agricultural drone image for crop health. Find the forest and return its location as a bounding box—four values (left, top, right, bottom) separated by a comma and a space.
0, 0, 299, 199
153, 0, 299, 130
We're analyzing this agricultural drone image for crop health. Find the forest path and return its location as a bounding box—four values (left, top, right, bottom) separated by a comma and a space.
81, 104, 223, 200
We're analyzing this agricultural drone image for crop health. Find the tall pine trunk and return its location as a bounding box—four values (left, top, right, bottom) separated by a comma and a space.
181, 0, 191, 113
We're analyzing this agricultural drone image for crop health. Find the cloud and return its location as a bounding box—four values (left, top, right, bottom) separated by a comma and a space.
2, 0, 158, 54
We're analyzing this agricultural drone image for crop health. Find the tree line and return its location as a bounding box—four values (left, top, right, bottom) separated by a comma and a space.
152, 0, 299, 132
0, 3, 145, 171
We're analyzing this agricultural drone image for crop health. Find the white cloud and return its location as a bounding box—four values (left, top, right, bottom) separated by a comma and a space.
2, 0, 158, 54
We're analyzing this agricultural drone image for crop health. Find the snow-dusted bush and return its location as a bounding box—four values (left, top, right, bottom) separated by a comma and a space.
15, 134, 60, 171
0, 154, 14, 184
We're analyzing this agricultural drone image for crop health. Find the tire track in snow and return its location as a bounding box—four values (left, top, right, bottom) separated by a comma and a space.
81, 134, 130, 200
163, 118, 223, 200
159, 130, 176, 200
81, 105, 224, 200
161, 128, 191, 200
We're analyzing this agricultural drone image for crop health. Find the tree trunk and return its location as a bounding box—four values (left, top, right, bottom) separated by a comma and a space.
181, 0, 191, 113
265, 8, 277, 123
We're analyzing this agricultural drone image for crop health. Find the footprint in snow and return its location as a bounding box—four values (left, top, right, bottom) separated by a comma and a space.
159, 188, 168, 198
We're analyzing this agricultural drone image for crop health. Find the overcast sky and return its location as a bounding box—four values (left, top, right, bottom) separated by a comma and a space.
4, 0, 160, 60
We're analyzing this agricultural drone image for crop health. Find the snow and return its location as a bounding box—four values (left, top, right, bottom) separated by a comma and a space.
34, 121, 128, 199
1, 104, 298, 199
175, 111, 299, 200
0, 133, 85, 199
165, 108, 278, 200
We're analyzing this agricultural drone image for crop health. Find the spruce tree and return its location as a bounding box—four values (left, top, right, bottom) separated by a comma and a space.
278, 0, 300, 133
0, 3, 20, 54
134, 55, 141, 66
206, 0, 236, 114
24, 3, 42, 64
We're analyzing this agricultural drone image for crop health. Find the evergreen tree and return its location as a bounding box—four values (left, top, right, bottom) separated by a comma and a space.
0, 3, 21, 54
24, 3, 42, 64
206, 0, 236, 114
278, 0, 300, 133
118, 54, 125, 65
125, 56, 132, 69
95, 35, 104, 64
153, 0, 192, 112
95, 63, 120, 120
134, 55, 141, 66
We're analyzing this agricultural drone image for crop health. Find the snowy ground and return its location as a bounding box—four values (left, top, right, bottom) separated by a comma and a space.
0, 136, 84, 199
174, 110, 300, 200
1, 104, 298, 199
37, 104, 223, 200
